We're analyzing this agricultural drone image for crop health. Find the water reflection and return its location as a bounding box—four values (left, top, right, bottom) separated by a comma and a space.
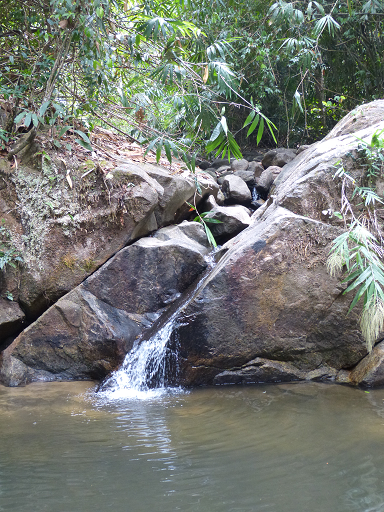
0, 382, 383, 511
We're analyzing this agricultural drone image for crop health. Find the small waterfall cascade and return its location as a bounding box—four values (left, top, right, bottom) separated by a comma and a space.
252, 186, 260, 202
99, 253, 216, 399
99, 313, 180, 399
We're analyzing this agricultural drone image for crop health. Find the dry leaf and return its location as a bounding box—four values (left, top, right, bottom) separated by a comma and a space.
66, 174, 73, 189
203, 66, 209, 84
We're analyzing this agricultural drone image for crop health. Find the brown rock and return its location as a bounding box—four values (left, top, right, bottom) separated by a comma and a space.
222, 175, 252, 205
230, 159, 249, 172
248, 161, 264, 178
0, 159, 212, 319
262, 148, 297, 168
349, 341, 384, 387
175, 206, 366, 386
0, 226, 210, 385
0, 298, 25, 342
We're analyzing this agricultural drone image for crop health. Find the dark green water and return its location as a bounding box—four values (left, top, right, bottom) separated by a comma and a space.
0, 381, 384, 512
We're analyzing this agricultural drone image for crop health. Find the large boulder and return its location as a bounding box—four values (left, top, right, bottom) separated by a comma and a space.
230, 159, 249, 172
273, 100, 384, 223
0, 157, 216, 326
173, 100, 384, 387
174, 205, 366, 386
222, 175, 252, 205
0, 222, 210, 385
203, 196, 251, 240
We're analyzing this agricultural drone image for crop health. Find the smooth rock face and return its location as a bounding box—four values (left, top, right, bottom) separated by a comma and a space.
0, 225, 210, 385
234, 170, 255, 187
262, 148, 297, 168
222, 175, 252, 205
141, 164, 195, 225
248, 161, 265, 177
0, 288, 143, 386
175, 206, 366, 386
265, 165, 283, 180
153, 221, 211, 254
255, 169, 274, 198
273, 101, 384, 224
230, 159, 249, 172
203, 202, 251, 240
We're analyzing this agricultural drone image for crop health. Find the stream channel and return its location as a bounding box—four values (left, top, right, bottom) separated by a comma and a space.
1, 381, 384, 511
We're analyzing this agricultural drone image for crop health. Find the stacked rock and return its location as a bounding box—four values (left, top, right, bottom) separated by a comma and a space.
195, 148, 300, 242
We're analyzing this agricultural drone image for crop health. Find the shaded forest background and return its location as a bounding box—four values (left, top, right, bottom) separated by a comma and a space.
0, 0, 383, 162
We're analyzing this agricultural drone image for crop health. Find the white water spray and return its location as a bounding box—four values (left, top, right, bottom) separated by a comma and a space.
99, 253, 217, 400
101, 315, 180, 400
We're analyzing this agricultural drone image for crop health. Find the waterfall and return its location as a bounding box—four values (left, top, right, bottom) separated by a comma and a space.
99, 314, 180, 400
98, 253, 216, 400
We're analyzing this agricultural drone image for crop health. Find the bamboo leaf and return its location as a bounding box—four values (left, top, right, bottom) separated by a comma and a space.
39, 101, 50, 117
24, 112, 32, 128
209, 121, 222, 142
75, 138, 92, 151
256, 117, 264, 145
156, 140, 163, 163
294, 90, 304, 113
144, 137, 159, 156
74, 130, 92, 145
220, 116, 228, 135
204, 223, 217, 248
31, 113, 39, 127
243, 110, 256, 128
206, 133, 225, 153
14, 111, 27, 124
164, 140, 172, 164
203, 65, 209, 83
247, 114, 260, 137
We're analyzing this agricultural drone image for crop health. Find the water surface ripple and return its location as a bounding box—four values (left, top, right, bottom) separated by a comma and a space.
0, 382, 384, 512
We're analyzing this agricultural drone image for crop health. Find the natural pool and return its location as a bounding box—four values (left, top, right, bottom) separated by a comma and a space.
0, 381, 384, 512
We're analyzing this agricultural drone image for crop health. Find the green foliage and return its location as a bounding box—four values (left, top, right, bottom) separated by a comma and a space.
5, 290, 14, 301
327, 222, 384, 352
2, 0, 272, 161
0, 129, 8, 150
187, 0, 384, 145
355, 129, 384, 180
327, 131, 384, 351
0, 222, 22, 271
1, 0, 382, 157
186, 202, 222, 248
